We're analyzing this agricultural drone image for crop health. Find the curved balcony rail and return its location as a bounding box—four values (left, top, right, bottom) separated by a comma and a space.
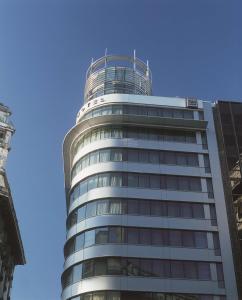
84, 55, 152, 103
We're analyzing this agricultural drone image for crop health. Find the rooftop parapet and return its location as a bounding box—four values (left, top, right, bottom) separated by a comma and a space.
84, 54, 152, 103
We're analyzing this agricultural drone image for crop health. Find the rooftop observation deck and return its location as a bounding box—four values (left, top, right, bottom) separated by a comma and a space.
84, 54, 152, 103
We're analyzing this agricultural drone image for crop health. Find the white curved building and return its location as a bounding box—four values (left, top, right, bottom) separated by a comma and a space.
61, 55, 239, 300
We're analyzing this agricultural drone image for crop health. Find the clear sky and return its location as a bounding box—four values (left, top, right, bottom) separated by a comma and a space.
0, 0, 242, 299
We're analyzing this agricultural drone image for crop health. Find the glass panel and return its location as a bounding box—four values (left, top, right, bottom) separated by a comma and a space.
110, 173, 122, 187
171, 261, 184, 278
151, 201, 161, 216
126, 258, 140, 276
151, 229, 162, 245
197, 262, 211, 280
139, 174, 150, 188
140, 259, 153, 276
182, 231, 194, 248
195, 232, 208, 248
127, 228, 139, 244
168, 202, 180, 217
109, 227, 123, 243
150, 175, 160, 189
128, 200, 139, 215
75, 234, 85, 251
166, 176, 178, 190
128, 149, 139, 162
111, 149, 123, 161
107, 258, 122, 275
181, 203, 193, 218
179, 177, 190, 191
139, 150, 149, 163
184, 261, 197, 279
78, 206, 86, 222
94, 259, 107, 276
109, 199, 122, 214
139, 228, 151, 245
99, 149, 110, 162
166, 152, 176, 164
93, 292, 106, 300
89, 151, 99, 165
82, 260, 94, 278
88, 176, 98, 190
86, 202, 96, 218
169, 230, 182, 247
72, 264, 82, 283
98, 173, 110, 187
176, 153, 187, 165
84, 230, 95, 247
95, 227, 108, 244
149, 151, 159, 164
128, 174, 138, 187
188, 153, 199, 166
193, 203, 205, 218
190, 177, 201, 192
97, 200, 109, 215
139, 200, 150, 215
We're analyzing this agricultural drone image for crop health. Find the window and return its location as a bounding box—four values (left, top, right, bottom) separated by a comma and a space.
99, 149, 110, 162
95, 228, 108, 244
77, 206, 86, 222
127, 228, 139, 244
98, 173, 110, 187
169, 230, 182, 247
88, 176, 98, 190
110, 173, 122, 187
182, 231, 194, 248
73, 264, 82, 283
193, 203, 204, 218
109, 227, 122, 243
84, 230, 95, 247
151, 229, 162, 245
139, 200, 150, 215
94, 259, 106, 276
75, 234, 85, 251
181, 203, 193, 218
128, 200, 139, 215
140, 260, 153, 276
197, 262, 211, 280
109, 199, 122, 214
139, 175, 150, 188
171, 261, 184, 278
128, 174, 138, 187
168, 202, 180, 217
184, 261, 197, 279
195, 232, 208, 248
97, 200, 109, 215
166, 176, 177, 190
110, 149, 122, 161
139, 228, 151, 245
86, 202, 96, 218
83, 260, 94, 278
107, 258, 122, 275
150, 175, 160, 189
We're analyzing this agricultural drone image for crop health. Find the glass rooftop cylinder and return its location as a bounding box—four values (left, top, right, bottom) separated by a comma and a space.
84, 54, 152, 103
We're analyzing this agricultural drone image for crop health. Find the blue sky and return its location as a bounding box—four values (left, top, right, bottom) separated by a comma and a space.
0, 0, 242, 299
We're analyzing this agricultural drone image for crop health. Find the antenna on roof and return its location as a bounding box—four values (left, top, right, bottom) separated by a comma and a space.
133, 49, 136, 71
104, 48, 108, 67
146, 60, 149, 77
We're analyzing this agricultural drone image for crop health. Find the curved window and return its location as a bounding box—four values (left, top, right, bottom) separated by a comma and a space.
74, 127, 197, 156
68, 291, 224, 300
69, 172, 203, 207
62, 256, 216, 288
64, 226, 209, 258
67, 198, 206, 230
80, 104, 195, 123
71, 148, 199, 179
